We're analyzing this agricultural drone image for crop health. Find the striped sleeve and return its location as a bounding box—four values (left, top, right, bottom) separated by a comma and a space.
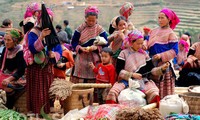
160, 33, 178, 62
28, 32, 44, 54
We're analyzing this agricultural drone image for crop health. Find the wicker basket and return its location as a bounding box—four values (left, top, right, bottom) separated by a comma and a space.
63, 87, 94, 114
14, 91, 27, 114
179, 92, 200, 114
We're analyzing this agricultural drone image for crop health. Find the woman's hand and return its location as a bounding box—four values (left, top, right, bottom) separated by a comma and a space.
57, 63, 65, 68
2, 77, 14, 87
89, 45, 97, 52
153, 54, 161, 60
161, 62, 170, 71
40, 28, 51, 40
49, 51, 55, 58
80, 46, 89, 53
132, 73, 142, 80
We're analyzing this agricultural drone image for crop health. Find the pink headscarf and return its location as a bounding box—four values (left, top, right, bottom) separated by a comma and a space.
119, 2, 134, 20
160, 8, 180, 29
85, 6, 99, 16
179, 39, 189, 52
46, 8, 54, 17
24, 2, 40, 19
126, 30, 143, 43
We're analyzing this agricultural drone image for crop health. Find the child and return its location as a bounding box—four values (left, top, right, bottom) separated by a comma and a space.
173, 39, 189, 70
180, 34, 190, 47
89, 47, 116, 104
54, 30, 74, 79
108, 16, 128, 65
106, 30, 169, 104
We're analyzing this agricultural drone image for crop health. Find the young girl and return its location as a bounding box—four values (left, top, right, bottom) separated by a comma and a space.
108, 16, 127, 65
106, 30, 169, 104
173, 39, 189, 70
71, 6, 108, 83
109, 2, 134, 34
89, 47, 116, 104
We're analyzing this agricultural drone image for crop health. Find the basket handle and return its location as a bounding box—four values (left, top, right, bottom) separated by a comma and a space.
78, 93, 93, 108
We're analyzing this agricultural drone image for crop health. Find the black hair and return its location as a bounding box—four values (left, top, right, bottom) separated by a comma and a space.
101, 47, 113, 56
63, 20, 69, 26
85, 12, 98, 18
56, 24, 62, 30
184, 32, 191, 37
2, 19, 12, 27
115, 16, 126, 27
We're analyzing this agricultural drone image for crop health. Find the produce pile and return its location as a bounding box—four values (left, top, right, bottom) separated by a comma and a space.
116, 107, 164, 120
0, 109, 27, 120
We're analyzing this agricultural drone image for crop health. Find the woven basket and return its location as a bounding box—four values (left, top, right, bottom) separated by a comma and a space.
63, 87, 94, 114
14, 91, 27, 114
179, 92, 200, 114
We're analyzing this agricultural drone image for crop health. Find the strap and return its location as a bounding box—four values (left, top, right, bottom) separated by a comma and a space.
1, 48, 8, 71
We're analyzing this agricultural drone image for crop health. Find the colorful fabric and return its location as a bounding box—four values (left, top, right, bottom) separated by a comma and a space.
0, 46, 26, 80
85, 6, 99, 15
146, 27, 177, 99
71, 22, 107, 80
165, 113, 200, 120
93, 63, 116, 85
108, 31, 125, 54
179, 39, 189, 52
143, 27, 151, 32
190, 42, 200, 60
29, 2, 40, 12
106, 82, 126, 103
126, 29, 143, 43
146, 27, 178, 62
54, 48, 74, 79
160, 8, 180, 30
6, 29, 23, 43
119, 2, 134, 20
26, 63, 53, 114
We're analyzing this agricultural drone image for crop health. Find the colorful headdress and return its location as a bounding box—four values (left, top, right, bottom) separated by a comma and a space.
6, 29, 23, 43
179, 39, 189, 52
126, 30, 143, 43
160, 8, 180, 29
119, 2, 134, 20
24, 2, 40, 19
85, 6, 99, 16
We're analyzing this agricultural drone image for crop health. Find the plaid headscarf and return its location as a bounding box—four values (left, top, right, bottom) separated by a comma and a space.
85, 6, 99, 16
119, 2, 134, 20
126, 30, 143, 43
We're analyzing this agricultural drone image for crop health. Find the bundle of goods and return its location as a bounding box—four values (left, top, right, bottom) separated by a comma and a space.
159, 94, 189, 117
49, 78, 112, 114
116, 107, 164, 120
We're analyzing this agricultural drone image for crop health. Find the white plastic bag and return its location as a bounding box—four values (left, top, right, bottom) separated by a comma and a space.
118, 88, 146, 107
159, 94, 189, 117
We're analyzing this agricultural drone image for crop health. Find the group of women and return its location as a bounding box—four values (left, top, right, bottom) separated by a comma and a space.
0, 1, 199, 116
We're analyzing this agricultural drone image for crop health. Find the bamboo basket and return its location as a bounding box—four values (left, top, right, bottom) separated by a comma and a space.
179, 92, 200, 114
174, 87, 189, 94
14, 91, 27, 114
63, 87, 94, 114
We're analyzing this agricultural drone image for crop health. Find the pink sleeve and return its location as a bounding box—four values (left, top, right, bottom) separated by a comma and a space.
160, 49, 176, 62
34, 37, 44, 52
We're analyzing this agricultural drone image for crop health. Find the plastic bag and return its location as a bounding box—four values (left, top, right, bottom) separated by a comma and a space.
118, 88, 146, 107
